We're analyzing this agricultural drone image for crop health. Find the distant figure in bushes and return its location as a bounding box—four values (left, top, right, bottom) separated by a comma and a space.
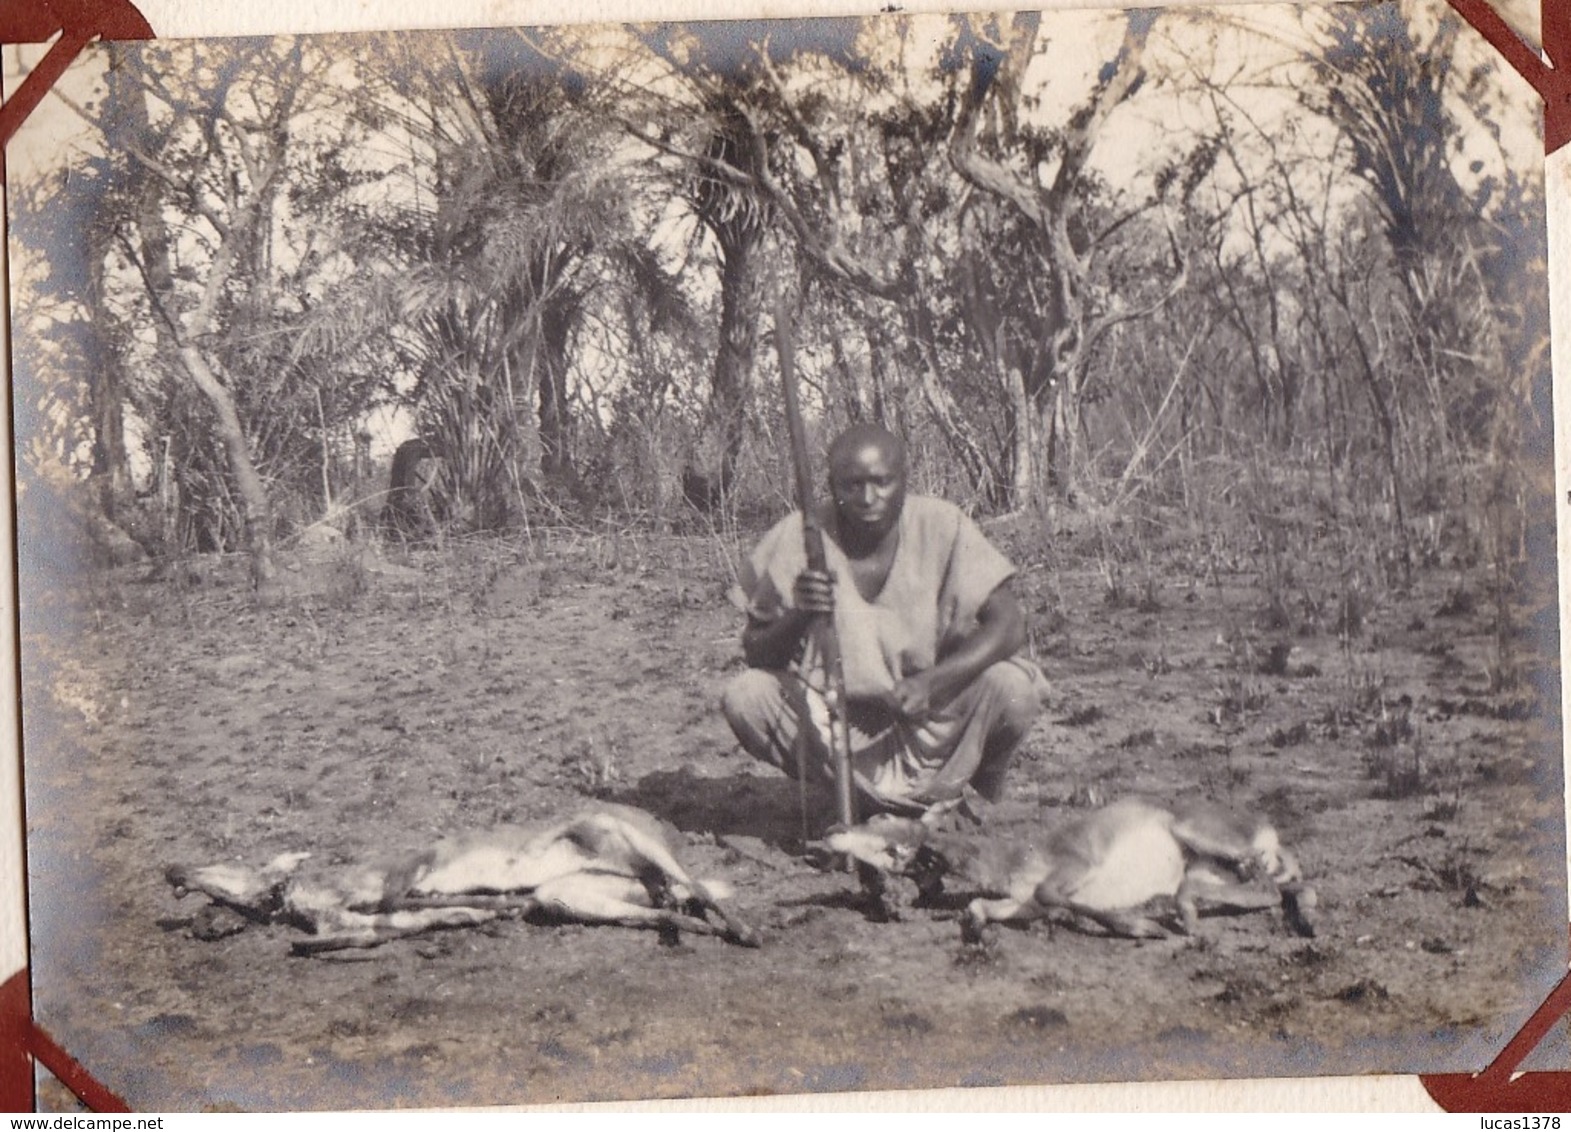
382, 437, 444, 538
681, 465, 726, 514
721, 424, 1048, 817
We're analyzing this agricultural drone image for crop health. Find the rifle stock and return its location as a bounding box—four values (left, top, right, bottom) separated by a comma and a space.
774, 295, 857, 835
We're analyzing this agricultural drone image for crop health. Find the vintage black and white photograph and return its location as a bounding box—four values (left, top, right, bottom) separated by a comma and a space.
6, 0, 1565, 1110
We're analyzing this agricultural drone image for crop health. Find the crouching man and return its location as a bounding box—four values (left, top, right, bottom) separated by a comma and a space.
721, 423, 1048, 814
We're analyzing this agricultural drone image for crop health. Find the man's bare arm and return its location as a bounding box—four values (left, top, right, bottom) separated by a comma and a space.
740, 570, 835, 669
884, 583, 1027, 719
742, 609, 812, 669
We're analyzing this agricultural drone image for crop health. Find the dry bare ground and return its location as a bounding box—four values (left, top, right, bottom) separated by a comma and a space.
20, 514, 1567, 1111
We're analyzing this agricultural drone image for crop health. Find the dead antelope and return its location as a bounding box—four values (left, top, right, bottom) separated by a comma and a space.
827, 796, 1317, 941
166, 803, 759, 954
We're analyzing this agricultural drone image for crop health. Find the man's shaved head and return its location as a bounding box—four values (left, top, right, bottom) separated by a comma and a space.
826, 423, 907, 548
827, 423, 906, 477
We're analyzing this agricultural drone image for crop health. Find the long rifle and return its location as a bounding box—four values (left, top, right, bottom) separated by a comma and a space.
774, 294, 857, 837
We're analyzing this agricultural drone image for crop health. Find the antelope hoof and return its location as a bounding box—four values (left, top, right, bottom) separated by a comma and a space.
960, 906, 991, 946
1283, 885, 1318, 938
910, 849, 948, 906
858, 862, 898, 922
726, 920, 763, 948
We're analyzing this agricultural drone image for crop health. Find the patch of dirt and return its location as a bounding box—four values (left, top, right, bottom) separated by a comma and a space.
19, 533, 1567, 1110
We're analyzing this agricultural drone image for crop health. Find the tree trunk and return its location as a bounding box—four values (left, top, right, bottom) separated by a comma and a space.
829, 320, 865, 424
949, 10, 1162, 511
85, 213, 134, 547
1045, 369, 1085, 500
537, 300, 580, 500
865, 321, 892, 426
176, 346, 276, 584
1006, 365, 1033, 508
708, 218, 764, 496
84, 48, 141, 532
1344, 322, 1412, 580
118, 47, 281, 584
905, 304, 1000, 506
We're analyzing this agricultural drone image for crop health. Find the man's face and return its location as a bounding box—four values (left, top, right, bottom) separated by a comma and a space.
829, 440, 906, 541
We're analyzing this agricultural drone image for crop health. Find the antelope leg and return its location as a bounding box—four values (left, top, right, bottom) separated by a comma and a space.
685, 880, 761, 947
978, 894, 1172, 940
569, 818, 761, 946
533, 874, 723, 939
1026, 884, 1173, 939
1065, 904, 1172, 940
389, 893, 542, 913
962, 895, 1054, 943
966, 896, 1037, 926
1176, 872, 1280, 934
291, 907, 498, 955
1167, 815, 1256, 866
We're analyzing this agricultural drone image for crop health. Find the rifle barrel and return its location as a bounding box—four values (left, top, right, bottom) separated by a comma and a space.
774, 295, 856, 835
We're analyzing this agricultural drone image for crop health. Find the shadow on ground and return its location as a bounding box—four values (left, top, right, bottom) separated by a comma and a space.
615, 766, 837, 849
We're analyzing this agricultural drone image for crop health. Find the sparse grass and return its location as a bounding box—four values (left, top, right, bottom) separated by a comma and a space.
1211, 673, 1269, 725
1367, 708, 1415, 749
1092, 521, 1129, 610
1486, 655, 1522, 694
1296, 588, 1328, 637
1032, 598, 1069, 635
1365, 745, 1423, 799
1065, 781, 1109, 808
326, 554, 370, 609
1335, 586, 1368, 638
1026, 596, 1071, 662
1363, 712, 1426, 800
1435, 847, 1481, 894
1326, 651, 1388, 730
952, 936, 1003, 967
1257, 594, 1292, 631
1142, 650, 1173, 677
296, 602, 332, 659
1435, 585, 1475, 618
1333, 978, 1390, 1005
1400, 840, 1482, 894
1194, 742, 1253, 797
1267, 721, 1310, 748
1172, 742, 1228, 762
568, 733, 621, 797
1259, 641, 1293, 677
463, 745, 504, 778
1099, 565, 1128, 610
1058, 704, 1105, 728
